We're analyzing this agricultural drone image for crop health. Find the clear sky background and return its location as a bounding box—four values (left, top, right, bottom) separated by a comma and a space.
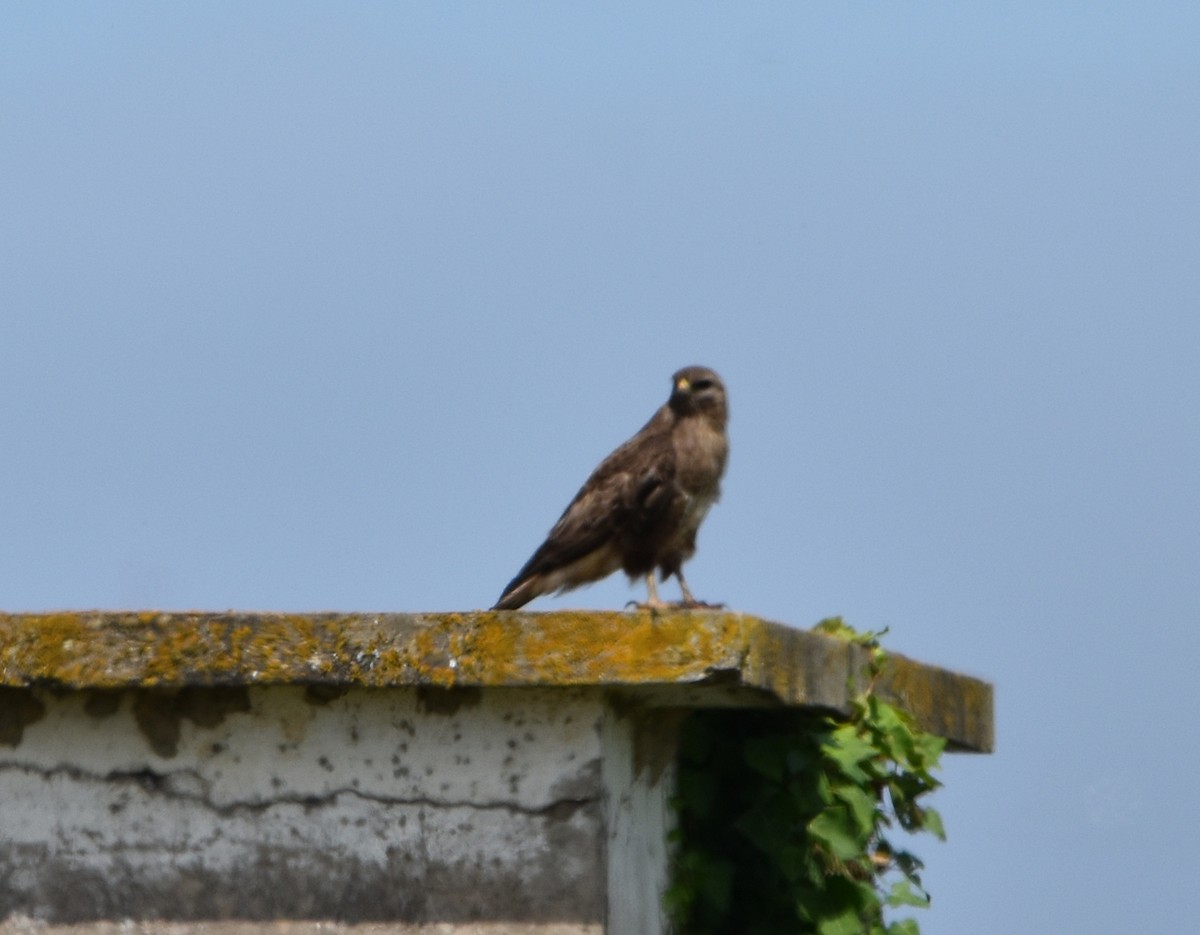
3, 4, 1198, 932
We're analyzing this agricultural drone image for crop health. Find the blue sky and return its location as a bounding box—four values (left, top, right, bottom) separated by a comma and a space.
4, 4, 1199, 932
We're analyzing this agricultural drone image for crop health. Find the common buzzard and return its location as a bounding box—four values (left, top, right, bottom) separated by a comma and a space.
493, 366, 729, 610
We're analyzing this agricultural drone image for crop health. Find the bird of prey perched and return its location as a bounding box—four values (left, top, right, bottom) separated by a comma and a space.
493, 365, 729, 610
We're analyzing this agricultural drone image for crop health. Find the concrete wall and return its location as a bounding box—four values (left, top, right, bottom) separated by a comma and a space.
0, 685, 658, 934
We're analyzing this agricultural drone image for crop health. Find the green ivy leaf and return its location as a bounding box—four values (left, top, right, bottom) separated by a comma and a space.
816, 907, 867, 935
808, 806, 866, 860
822, 725, 877, 785
812, 616, 854, 640
885, 879, 931, 909
789, 773, 829, 814
916, 731, 948, 767
921, 806, 946, 842
777, 842, 809, 882
834, 783, 878, 837
892, 848, 926, 882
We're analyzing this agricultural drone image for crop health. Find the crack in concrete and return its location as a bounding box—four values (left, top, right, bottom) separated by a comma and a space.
0, 760, 598, 819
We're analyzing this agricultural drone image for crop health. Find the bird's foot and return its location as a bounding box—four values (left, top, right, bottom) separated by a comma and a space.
625, 599, 724, 612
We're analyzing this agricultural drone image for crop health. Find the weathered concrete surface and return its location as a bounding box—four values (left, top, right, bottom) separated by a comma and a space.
0, 612, 993, 752
601, 709, 678, 935
0, 686, 605, 926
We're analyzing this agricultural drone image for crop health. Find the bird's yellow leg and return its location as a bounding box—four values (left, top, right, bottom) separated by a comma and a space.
676, 571, 724, 609
677, 572, 696, 604
644, 573, 667, 608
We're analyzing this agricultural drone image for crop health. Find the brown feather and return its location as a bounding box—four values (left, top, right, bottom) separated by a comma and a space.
493, 366, 728, 610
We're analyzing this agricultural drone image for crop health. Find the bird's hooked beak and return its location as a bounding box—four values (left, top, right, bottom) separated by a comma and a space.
675, 376, 690, 392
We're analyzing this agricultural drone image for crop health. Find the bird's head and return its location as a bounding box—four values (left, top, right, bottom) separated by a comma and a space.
669, 366, 728, 424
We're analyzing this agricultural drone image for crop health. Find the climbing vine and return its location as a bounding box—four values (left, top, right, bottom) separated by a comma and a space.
665, 619, 947, 935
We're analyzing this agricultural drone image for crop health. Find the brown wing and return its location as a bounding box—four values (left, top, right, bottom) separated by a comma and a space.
493, 408, 680, 610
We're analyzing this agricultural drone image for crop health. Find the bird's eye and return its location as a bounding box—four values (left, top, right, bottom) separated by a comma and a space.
692, 379, 713, 390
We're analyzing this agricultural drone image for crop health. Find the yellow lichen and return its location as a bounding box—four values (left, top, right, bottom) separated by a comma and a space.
0, 610, 993, 752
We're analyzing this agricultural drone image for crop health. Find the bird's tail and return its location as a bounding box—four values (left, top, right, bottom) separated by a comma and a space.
491, 575, 540, 610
